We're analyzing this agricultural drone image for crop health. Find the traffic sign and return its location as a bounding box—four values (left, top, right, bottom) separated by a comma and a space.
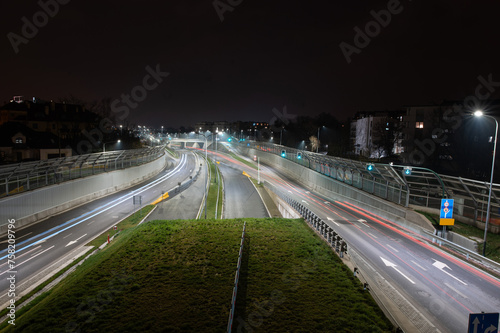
440, 199, 454, 219
468, 312, 498, 333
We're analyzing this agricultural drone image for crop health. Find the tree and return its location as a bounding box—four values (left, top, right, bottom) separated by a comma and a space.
309, 135, 319, 152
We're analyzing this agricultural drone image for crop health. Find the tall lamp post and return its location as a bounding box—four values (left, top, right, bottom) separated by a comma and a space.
198, 131, 209, 218
474, 110, 498, 256
103, 140, 120, 152
316, 126, 325, 153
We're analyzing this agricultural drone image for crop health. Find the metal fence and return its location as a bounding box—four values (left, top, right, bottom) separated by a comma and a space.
268, 183, 348, 256
244, 141, 500, 227
0, 146, 165, 198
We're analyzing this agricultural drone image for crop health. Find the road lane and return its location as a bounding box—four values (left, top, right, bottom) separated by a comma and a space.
218, 161, 268, 219
0, 151, 199, 308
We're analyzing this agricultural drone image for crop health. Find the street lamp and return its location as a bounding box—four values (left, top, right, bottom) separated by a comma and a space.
197, 131, 209, 219
474, 110, 498, 256
317, 126, 326, 153
103, 140, 121, 152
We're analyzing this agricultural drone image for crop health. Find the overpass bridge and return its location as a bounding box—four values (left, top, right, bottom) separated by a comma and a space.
168, 138, 214, 149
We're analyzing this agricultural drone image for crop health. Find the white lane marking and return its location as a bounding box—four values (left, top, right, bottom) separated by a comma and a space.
380, 257, 416, 284
327, 217, 340, 227
301, 200, 309, 205
357, 219, 370, 228
0, 246, 42, 268
66, 234, 88, 247
0, 154, 188, 260
386, 244, 399, 253
411, 260, 427, 271
63, 233, 73, 239
444, 282, 468, 299
87, 221, 95, 225
432, 260, 467, 285
368, 232, 378, 239
324, 201, 330, 204
0, 246, 55, 276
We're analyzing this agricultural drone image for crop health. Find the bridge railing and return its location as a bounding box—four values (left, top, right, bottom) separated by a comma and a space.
0, 146, 165, 198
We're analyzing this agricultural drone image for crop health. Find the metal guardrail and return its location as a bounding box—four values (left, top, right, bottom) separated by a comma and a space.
421, 230, 500, 274
267, 183, 348, 257
0, 146, 165, 198
227, 222, 246, 333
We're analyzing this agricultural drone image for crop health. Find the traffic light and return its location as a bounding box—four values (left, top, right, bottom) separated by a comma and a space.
227, 138, 232, 142
297, 152, 302, 159
281, 150, 286, 158
366, 164, 374, 171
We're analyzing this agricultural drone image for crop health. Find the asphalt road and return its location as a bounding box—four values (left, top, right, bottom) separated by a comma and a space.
0, 151, 200, 308
212, 145, 500, 333
217, 161, 268, 219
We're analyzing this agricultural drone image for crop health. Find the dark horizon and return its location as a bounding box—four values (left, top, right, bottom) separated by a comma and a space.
1, 1, 500, 128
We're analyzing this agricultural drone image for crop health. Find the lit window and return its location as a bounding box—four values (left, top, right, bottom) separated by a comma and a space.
15, 137, 23, 144
415, 122, 424, 129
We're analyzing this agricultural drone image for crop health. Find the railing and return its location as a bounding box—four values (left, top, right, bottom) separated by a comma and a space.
267, 183, 348, 257
0, 146, 165, 198
421, 230, 500, 274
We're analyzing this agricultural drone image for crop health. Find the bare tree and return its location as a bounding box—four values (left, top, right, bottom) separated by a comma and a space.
309, 135, 319, 152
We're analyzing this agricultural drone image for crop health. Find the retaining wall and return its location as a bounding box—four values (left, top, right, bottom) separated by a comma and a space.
0, 153, 168, 234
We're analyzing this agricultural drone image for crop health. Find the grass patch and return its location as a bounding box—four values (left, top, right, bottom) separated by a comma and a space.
165, 147, 179, 158
2, 218, 393, 333
204, 158, 223, 219
86, 205, 155, 248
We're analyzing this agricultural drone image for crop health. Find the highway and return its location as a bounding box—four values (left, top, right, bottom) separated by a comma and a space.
211, 144, 500, 333
217, 161, 269, 219
1, 143, 499, 332
0, 151, 200, 308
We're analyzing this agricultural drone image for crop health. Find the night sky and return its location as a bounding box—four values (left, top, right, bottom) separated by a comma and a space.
1, 0, 500, 128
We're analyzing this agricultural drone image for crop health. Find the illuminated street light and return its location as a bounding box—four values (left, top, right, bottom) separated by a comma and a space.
473, 110, 498, 256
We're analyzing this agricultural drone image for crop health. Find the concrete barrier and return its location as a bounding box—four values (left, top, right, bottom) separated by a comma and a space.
447, 231, 479, 252
0, 153, 169, 234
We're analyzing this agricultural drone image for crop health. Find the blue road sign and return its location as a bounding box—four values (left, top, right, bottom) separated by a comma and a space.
440, 199, 454, 219
468, 313, 499, 333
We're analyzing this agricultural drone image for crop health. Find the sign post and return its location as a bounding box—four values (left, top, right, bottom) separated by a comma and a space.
439, 199, 454, 238
468, 312, 499, 333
